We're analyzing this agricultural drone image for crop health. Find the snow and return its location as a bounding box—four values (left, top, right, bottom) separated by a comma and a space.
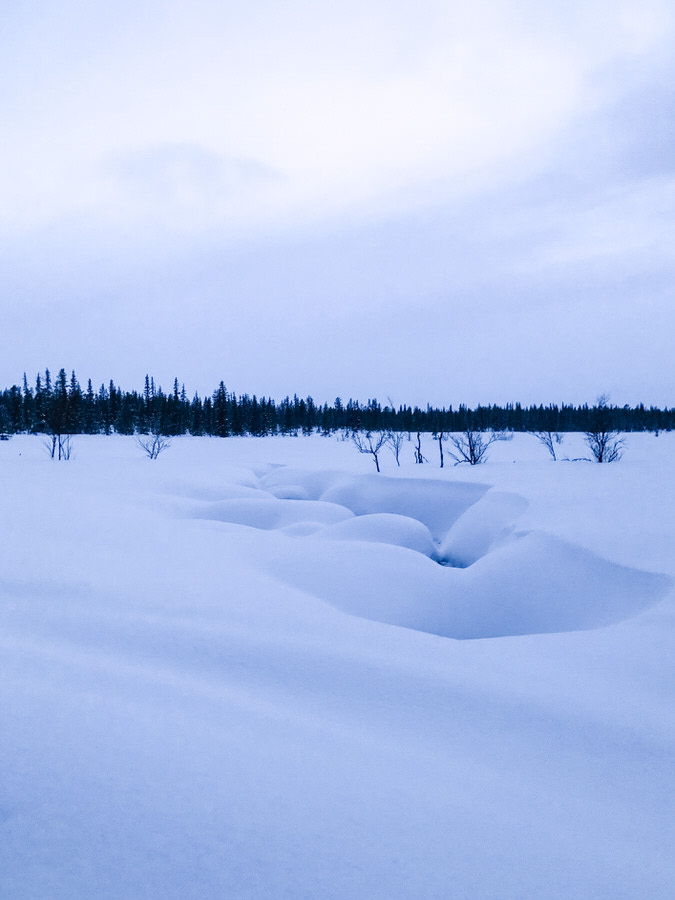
1, 432, 674, 898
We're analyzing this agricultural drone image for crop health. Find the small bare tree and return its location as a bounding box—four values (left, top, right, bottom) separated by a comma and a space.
59, 435, 73, 460
137, 432, 172, 459
385, 430, 405, 466
433, 431, 447, 468
350, 430, 388, 472
447, 430, 509, 466
44, 434, 58, 459
585, 395, 624, 463
531, 431, 564, 461
585, 430, 624, 463
43, 433, 73, 460
413, 431, 427, 464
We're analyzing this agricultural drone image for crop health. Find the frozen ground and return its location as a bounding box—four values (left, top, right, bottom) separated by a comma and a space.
1, 432, 674, 898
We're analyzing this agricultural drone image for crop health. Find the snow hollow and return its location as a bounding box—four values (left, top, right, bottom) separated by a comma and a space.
1, 432, 674, 899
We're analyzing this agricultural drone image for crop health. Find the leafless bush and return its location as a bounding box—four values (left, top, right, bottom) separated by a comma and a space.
447, 430, 510, 466
59, 435, 73, 460
350, 430, 388, 472
43, 433, 73, 460
385, 430, 405, 466
584, 395, 624, 463
44, 435, 57, 458
137, 432, 172, 459
531, 431, 564, 461
585, 430, 624, 463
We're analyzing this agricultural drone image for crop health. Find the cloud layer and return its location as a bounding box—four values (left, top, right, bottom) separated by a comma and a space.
2, 0, 673, 405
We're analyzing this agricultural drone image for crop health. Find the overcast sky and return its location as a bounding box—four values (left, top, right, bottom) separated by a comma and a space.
2, 0, 673, 407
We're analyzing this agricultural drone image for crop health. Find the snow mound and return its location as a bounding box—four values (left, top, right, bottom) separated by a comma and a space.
318, 475, 488, 540
278, 521, 329, 537
258, 469, 489, 539
438, 490, 529, 567
259, 468, 345, 501
311, 512, 436, 556
262, 530, 671, 639
446, 531, 672, 638
193, 497, 354, 531
187, 467, 670, 639
194, 470, 486, 553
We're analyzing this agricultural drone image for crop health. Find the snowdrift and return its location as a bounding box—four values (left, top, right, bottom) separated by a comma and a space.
190, 469, 670, 639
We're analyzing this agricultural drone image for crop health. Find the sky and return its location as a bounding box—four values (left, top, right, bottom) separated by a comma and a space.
1, 0, 674, 407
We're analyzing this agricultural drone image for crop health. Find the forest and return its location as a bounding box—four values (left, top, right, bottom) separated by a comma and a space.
0, 369, 672, 438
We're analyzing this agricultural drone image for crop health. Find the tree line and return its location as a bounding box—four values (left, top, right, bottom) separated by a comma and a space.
0, 369, 672, 438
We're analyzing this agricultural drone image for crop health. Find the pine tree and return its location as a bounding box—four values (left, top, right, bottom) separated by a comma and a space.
84, 379, 97, 433
22, 373, 36, 432
66, 371, 83, 434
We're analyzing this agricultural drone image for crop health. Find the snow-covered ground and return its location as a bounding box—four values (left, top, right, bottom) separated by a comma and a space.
1, 432, 673, 899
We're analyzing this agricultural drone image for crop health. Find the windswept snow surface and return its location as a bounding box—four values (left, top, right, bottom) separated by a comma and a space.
1, 433, 674, 899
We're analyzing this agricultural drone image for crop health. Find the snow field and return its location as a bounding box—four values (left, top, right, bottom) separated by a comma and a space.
1, 432, 674, 898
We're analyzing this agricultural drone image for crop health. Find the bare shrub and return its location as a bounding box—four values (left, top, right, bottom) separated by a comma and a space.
585, 430, 624, 463
59, 435, 73, 460
44, 433, 73, 460
44, 435, 57, 459
531, 431, 564, 461
385, 430, 406, 467
584, 395, 624, 463
137, 432, 172, 459
447, 430, 509, 466
350, 430, 388, 472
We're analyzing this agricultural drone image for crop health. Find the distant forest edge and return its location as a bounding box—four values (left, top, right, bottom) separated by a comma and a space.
1, 370, 673, 437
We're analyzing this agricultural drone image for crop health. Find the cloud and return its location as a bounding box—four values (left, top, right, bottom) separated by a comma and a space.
2, 0, 673, 239
104, 143, 281, 229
